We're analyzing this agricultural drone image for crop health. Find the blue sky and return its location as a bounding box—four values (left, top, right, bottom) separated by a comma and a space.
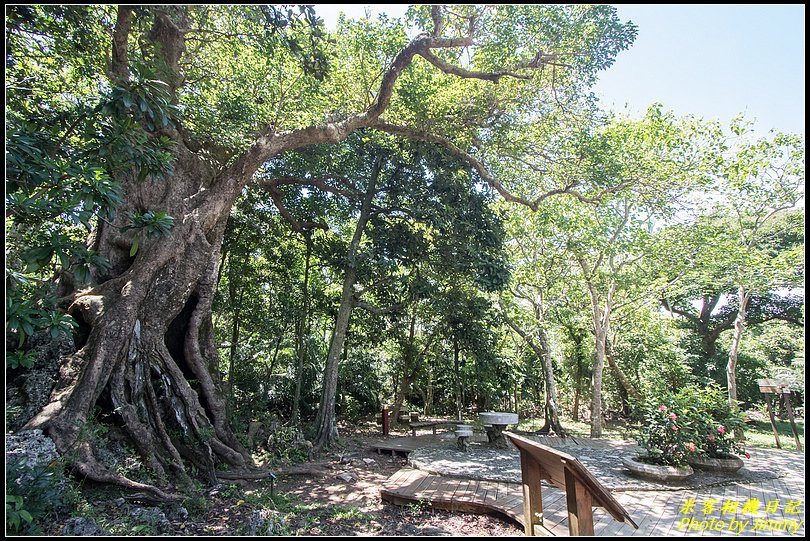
313, 4, 805, 136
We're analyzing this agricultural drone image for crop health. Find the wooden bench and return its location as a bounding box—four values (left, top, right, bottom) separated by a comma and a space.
505, 432, 638, 536
409, 420, 458, 437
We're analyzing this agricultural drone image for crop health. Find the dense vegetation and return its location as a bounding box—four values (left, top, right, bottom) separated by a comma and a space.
5, 4, 804, 533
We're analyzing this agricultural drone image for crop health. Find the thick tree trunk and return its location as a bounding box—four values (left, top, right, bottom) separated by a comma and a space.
25, 145, 263, 497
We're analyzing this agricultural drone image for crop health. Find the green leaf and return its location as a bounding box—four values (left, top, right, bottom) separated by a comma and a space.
130, 238, 139, 257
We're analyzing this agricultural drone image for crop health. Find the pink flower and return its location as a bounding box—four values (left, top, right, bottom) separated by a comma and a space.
659, 405, 668, 411
686, 443, 696, 453
707, 434, 715, 442
669, 412, 677, 421
717, 425, 726, 435
672, 425, 678, 432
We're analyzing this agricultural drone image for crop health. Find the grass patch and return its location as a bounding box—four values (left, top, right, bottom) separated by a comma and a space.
517, 417, 631, 440
743, 419, 804, 451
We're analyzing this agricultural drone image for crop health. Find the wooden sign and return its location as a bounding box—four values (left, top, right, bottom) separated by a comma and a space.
756, 379, 801, 451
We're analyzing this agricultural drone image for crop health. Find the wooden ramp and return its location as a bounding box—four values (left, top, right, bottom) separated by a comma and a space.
380, 468, 532, 528
380, 468, 806, 536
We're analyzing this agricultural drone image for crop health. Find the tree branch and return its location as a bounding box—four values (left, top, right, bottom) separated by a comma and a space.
109, 6, 132, 84
372, 120, 630, 211
260, 181, 328, 234
418, 49, 531, 82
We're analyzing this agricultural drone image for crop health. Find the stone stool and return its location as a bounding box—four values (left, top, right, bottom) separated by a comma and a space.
455, 424, 473, 452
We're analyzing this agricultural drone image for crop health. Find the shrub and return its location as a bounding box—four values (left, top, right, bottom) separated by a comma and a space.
635, 395, 698, 467
677, 384, 747, 458
6, 458, 69, 534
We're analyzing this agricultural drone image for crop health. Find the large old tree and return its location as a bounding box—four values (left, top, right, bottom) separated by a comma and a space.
6, 5, 635, 496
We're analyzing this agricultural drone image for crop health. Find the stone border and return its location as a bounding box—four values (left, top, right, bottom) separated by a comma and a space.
621, 456, 693, 482
687, 454, 745, 472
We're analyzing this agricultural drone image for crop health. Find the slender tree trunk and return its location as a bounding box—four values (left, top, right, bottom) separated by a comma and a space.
587, 281, 614, 439
605, 340, 641, 401
227, 277, 244, 403
312, 159, 380, 451
728, 285, 751, 440
591, 326, 607, 438
267, 333, 284, 382
392, 311, 417, 423
291, 234, 312, 427
454, 338, 462, 421
424, 362, 434, 417
500, 304, 564, 435
535, 328, 564, 435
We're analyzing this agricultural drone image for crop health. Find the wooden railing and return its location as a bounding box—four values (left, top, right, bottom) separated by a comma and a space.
505, 432, 638, 536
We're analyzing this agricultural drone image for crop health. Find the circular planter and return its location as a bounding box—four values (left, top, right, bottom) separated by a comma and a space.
622, 456, 694, 482
687, 454, 744, 472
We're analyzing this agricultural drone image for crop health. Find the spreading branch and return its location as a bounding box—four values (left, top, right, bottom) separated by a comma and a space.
372, 120, 630, 211
259, 180, 328, 233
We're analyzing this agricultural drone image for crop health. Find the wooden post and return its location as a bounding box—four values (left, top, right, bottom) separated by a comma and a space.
520, 452, 544, 536
564, 466, 594, 536
763, 393, 782, 449
781, 390, 802, 451
382, 404, 389, 437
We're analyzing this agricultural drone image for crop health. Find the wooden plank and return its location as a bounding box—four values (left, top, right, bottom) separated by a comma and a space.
564, 467, 595, 535
520, 450, 545, 535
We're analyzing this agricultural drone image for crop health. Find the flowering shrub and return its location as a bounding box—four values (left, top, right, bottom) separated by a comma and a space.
635, 398, 697, 466
635, 385, 750, 465
681, 385, 747, 459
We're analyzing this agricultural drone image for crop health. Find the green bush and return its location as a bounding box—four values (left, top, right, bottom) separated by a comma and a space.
635, 394, 698, 466
6, 458, 69, 534
635, 384, 749, 466
676, 384, 747, 458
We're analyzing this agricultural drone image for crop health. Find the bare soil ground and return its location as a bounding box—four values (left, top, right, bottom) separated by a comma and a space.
48, 424, 522, 536
265, 424, 523, 536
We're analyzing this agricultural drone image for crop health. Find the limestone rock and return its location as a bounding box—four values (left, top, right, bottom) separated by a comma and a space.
61, 517, 107, 536
246, 508, 285, 535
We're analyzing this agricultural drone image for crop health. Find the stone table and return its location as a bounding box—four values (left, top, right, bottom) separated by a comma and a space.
479, 412, 519, 448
